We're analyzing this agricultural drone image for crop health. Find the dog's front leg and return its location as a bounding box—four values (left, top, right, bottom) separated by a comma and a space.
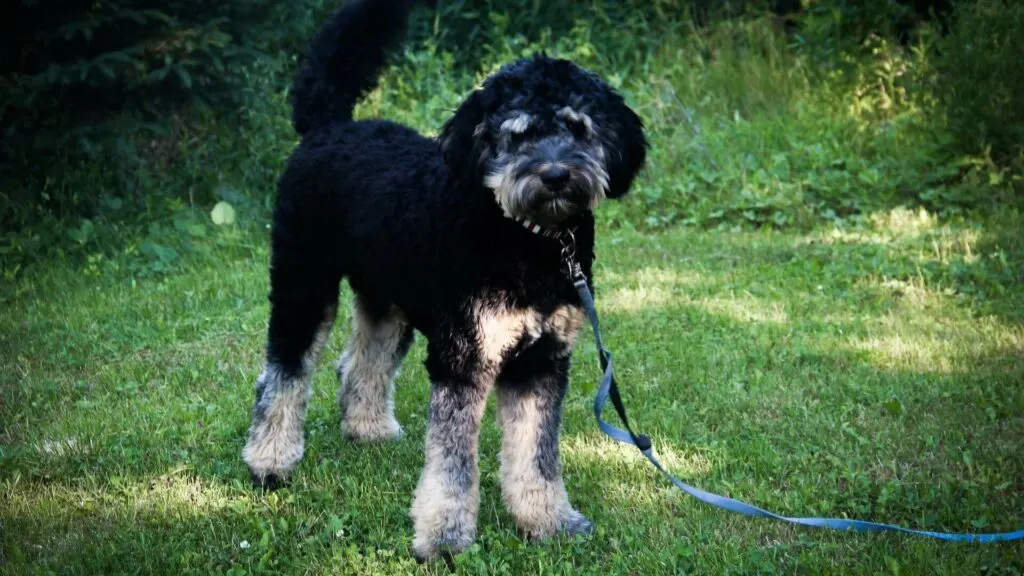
410, 380, 490, 561
497, 351, 593, 541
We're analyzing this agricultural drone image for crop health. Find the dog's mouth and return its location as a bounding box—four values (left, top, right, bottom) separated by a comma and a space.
487, 158, 607, 225
532, 189, 587, 214
520, 179, 596, 223
531, 197, 580, 224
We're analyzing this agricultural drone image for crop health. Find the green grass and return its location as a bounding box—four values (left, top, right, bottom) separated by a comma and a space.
3, 3, 1024, 574
2, 208, 1023, 575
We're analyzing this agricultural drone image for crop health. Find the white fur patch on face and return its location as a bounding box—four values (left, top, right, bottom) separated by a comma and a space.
484, 161, 531, 220
556, 106, 595, 137
483, 163, 510, 191
582, 146, 610, 202
500, 113, 532, 134
485, 108, 609, 223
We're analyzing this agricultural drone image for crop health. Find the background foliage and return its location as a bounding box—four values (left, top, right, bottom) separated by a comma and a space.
1, 0, 1021, 283
2, 0, 329, 155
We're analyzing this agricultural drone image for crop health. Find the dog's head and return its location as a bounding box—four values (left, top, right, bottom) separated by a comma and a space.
439, 54, 647, 226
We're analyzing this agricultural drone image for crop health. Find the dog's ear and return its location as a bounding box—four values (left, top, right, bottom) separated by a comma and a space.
438, 88, 494, 184
602, 101, 648, 199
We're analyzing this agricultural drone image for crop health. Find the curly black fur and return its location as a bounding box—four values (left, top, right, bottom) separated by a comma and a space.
290, 0, 429, 133
242, 0, 647, 562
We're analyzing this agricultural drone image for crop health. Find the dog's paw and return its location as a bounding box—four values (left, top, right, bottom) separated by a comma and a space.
409, 492, 478, 564
411, 529, 475, 564
558, 509, 594, 539
343, 415, 403, 443
521, 508, 594, 542
242, 434, 304, 490
249, 469, 290, 491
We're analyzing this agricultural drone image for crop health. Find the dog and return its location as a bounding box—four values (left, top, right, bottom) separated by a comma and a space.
241, 0, 647, 561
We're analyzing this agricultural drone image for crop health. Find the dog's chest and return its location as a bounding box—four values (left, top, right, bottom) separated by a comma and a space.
473, 303, 585, 366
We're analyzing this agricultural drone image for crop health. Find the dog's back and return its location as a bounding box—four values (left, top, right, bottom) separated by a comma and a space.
277, 0, 451, 281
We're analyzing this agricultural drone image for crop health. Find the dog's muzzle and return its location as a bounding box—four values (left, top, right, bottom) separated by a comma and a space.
538, 165, 571, 191
487, 135, 609, 225
516, 141, 604, 216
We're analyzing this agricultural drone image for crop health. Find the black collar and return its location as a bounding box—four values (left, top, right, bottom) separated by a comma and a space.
511, 216, 585, 281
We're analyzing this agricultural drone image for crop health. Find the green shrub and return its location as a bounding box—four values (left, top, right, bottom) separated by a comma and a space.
3, 0, 1022, 281
0, 0, 330, 170
929, 0, 1024, 162
0, 56, 298, 282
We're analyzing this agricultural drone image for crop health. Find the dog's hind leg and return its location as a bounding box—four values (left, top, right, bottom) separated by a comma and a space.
243, 267, 340, 489
337, 293, 414, 442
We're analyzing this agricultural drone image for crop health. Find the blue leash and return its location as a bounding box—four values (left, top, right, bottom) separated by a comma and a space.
571, 274, 1024, 543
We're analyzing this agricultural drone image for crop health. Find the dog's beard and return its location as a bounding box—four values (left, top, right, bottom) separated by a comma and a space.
484, 151, 609, 226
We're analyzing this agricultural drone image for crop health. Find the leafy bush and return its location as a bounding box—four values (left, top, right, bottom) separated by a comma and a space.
0, 56, 297, 283
929, 0, 1024, 162
0, 0, 329, 170
2, 0, 1022, 282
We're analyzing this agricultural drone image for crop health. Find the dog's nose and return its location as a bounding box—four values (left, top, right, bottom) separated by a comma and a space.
539, 166, 570, 191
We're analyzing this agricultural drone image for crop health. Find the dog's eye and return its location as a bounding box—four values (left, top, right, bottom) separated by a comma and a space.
566, 118, 588, 139
509, 127, 534, 144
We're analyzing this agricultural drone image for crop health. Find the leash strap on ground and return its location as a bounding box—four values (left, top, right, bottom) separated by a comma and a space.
572, 277, 1024, 544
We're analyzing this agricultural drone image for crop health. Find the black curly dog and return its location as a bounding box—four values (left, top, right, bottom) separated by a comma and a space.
242, 0, 647, 561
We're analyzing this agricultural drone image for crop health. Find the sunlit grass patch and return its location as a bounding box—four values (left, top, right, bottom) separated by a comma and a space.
32, 436, 93, 460
869, 206, 939, 237
843, 293, 1024, 373
693, 294, 789, 325
563, 434, 714, 479
809, 208, 981, 264
3, 469, 241, 519
600, 267, 702, 312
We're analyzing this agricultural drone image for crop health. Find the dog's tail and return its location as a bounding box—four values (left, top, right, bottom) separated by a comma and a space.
290, 0, 427, 135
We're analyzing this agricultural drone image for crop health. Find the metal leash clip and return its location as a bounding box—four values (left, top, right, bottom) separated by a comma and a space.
558, 228, 585, 282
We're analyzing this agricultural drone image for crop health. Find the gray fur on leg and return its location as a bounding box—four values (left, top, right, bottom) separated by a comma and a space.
410, 383, 490, 561
337, 297, 414, 442
243, 307, 336, 487
243, 365, 310, 487
497, 378, 593, 541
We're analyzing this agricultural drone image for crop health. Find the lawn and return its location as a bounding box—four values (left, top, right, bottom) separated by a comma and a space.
2, 206, 1022, 574
2, 1, 1024, 574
